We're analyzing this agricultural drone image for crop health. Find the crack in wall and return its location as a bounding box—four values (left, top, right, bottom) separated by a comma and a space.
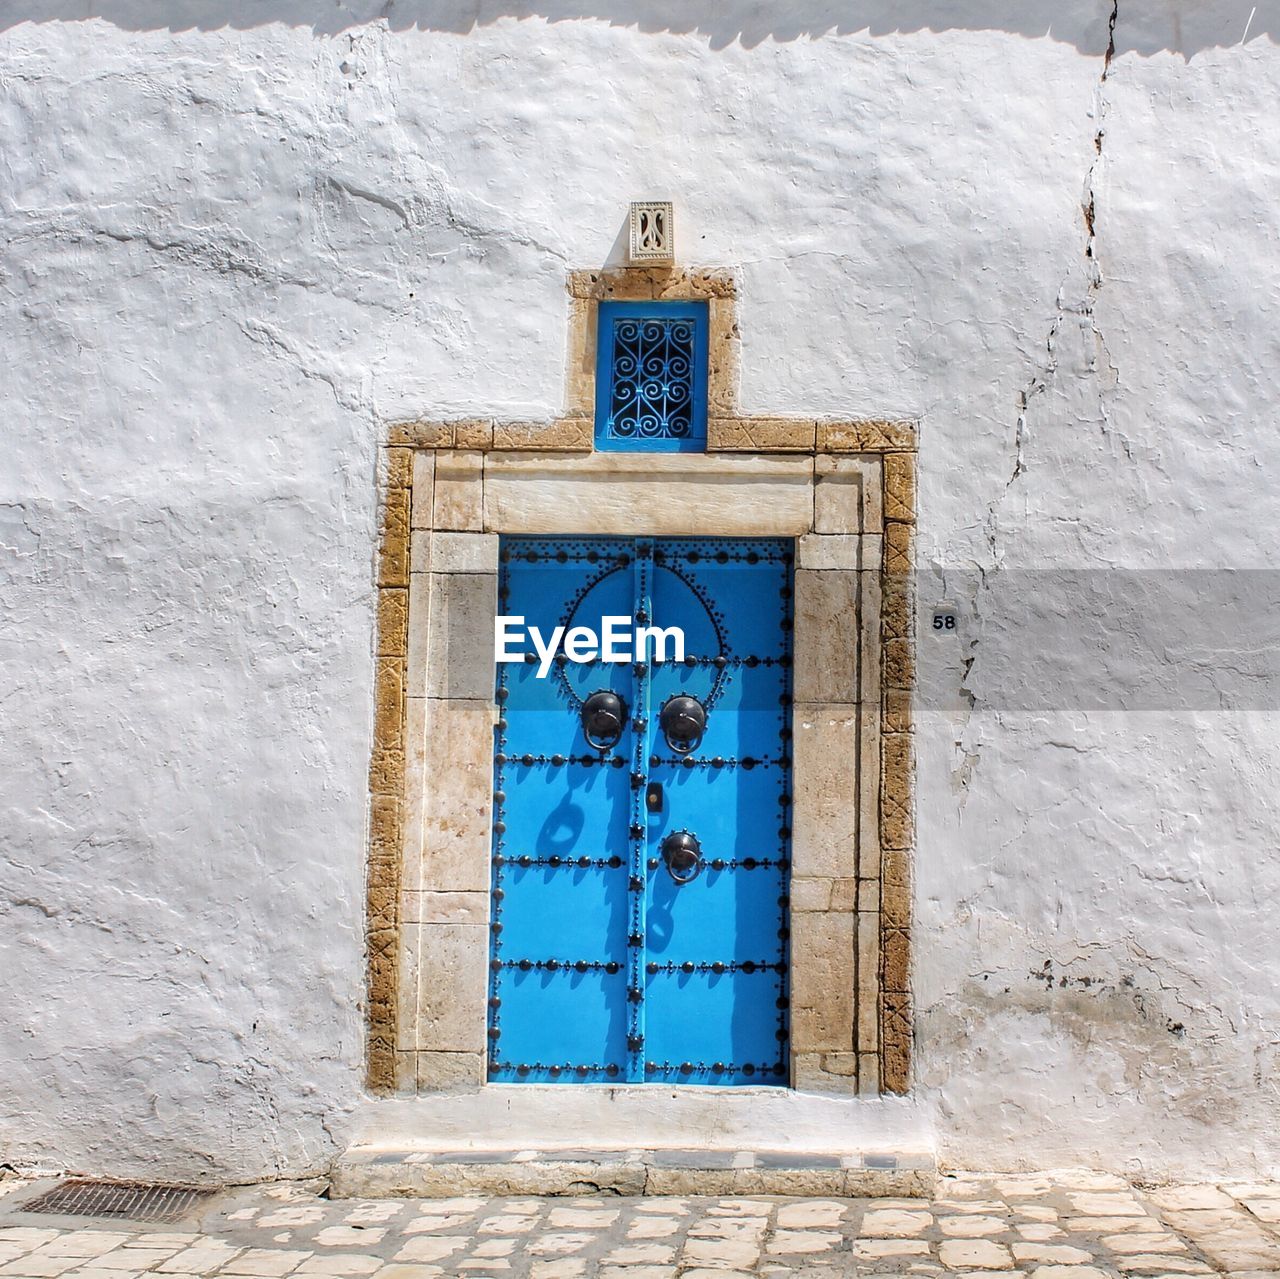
1083, 0, 1124, 449
954, 2, 1123, 796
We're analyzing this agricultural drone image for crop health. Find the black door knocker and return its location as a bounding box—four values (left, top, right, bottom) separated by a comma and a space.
659, 693, 707, 754
580, 689, 627, 751
661, 829, 703, 884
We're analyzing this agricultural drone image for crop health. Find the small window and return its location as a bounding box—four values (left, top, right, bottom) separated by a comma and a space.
594, 300, 709, 452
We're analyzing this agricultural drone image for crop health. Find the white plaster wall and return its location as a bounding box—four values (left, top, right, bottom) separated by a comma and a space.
2, 1, 1278, 1180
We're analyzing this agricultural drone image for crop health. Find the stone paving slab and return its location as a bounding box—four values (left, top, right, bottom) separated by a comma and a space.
0, 1172, 1277, 1278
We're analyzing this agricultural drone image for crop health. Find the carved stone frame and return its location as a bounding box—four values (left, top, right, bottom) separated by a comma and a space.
366, 267, 916, 1100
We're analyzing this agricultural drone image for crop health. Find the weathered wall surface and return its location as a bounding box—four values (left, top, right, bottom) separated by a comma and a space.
2, 1, 1278, 1180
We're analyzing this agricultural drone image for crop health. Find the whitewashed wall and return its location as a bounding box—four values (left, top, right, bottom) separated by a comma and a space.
2, 1, 1278, 1182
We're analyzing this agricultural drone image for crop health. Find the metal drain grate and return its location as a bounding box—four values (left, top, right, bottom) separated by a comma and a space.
21, 1180, 215, 1224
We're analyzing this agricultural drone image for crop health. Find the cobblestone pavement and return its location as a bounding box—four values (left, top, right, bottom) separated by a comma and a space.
1, 1171, 1279, 1279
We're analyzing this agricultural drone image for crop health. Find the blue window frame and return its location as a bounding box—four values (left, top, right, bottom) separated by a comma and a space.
594, 300, 709, 452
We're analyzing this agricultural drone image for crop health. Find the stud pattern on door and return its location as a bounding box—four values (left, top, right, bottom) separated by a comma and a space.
488, 536, 793, 1085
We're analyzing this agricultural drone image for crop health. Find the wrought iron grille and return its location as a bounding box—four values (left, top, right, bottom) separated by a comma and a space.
594, 301, 708, 451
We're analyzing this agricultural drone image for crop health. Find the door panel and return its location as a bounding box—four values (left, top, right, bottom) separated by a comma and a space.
497, 863, 629, 957
643, 970, 785, 1084
488, 535, 793, 1085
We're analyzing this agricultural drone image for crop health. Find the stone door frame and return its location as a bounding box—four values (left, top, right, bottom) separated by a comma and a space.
365, 267, 916, 1100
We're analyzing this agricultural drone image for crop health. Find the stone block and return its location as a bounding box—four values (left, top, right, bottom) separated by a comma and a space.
790, 909, 855, 1054
393, 418, 493, 449
854, 878, 877, 911
367, 884, 397, 935
411, 451, 435, 528
884, 688, 913, 734
455, 419, 493, 449
814, 469, 860, 536
858, 704, 882, 878
373, 657, 405, 753
597, 267, 659, 299
816, 454, 882, 528
492, 418, 593, 451
791, 703, 858, 879
567, 268, 607, 299
860, 569, 882, 707
378, 488, 411, 587
368, 745, 405, 798
420, 699, 494, 894
818, 419, 917, 453
369, 793, 402, 865
884, 520, 913, 574
434, 450, 484, 530
405, 573, 431, 701
791, 876, 832, 912
392, 420, 453, 448
432, 532, 499, 574
655, 266, 737, 298
882, 570, 913, 643
882, 992, 912, 1094
400, 696, 428, 890
484, 452, 814, 536
792, 1052, 857, 1095
417, 924, 489, 1052
821, 1051, 859, 1077
394, 1049, 417, 1093
883, 845, 910, 889
882, 879, 910, 929
401, 890, 489, 925
884, 452, 916, 522
367, 926, 398, 1092
883, 926, 910, 994
794, 569, 859, 704
366, 1038, 395, 1094
858, 910, 881, 1051
426, 572, 498, 700
381, 445, 414, 491
797, 533, 875, 571
564, 296, 596, 415
814, 458, 881, 536
829, 877, 859, 913
857, 1051, 881, 1097
409, 528, 431, 575
396, 919, 422, 1052
377, 588, 409, 658
882, 732, 914, 851
707, 296, 740, 414
884, 637, 913, 691
416, 1050, 485, 1092
707, 416, 816, 452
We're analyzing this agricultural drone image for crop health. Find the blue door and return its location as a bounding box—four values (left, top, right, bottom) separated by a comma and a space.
488, 536, 793, 1086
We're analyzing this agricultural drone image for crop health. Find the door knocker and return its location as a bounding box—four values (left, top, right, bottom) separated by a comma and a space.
580, 689, 627, 751
661, 829, 703, 885
659, 693, 707, 754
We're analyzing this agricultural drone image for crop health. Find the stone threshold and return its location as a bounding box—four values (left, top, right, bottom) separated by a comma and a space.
330, 1145, 936, 1199
332, 1091, 936, 1198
